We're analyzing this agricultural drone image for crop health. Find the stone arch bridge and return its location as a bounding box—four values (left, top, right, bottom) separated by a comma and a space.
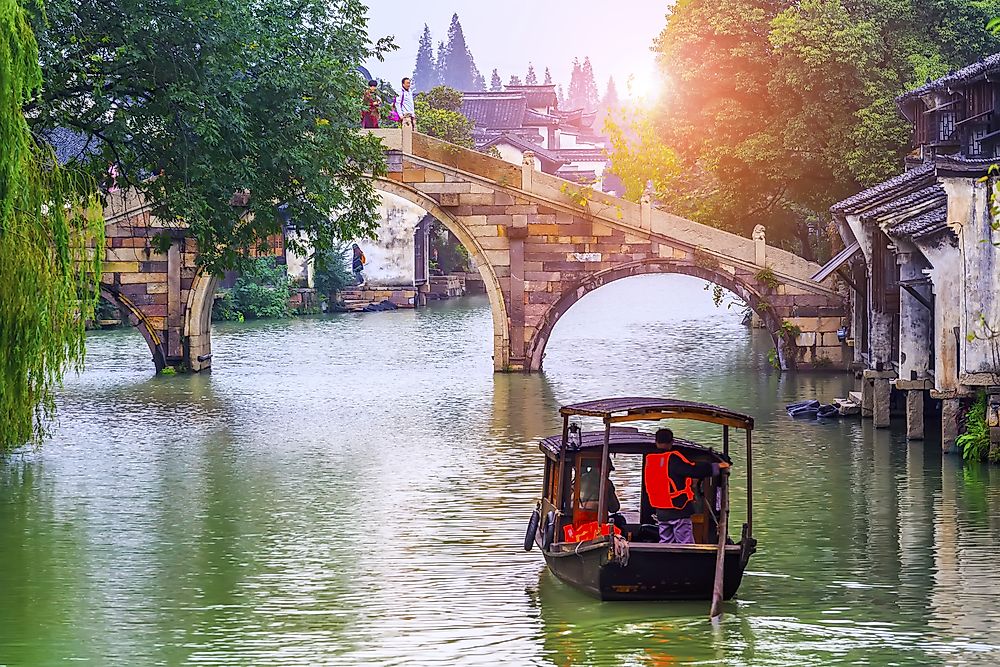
99, 126, 846, 373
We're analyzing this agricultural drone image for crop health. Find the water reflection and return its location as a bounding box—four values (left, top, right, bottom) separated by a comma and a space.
2, 275, 1000, 665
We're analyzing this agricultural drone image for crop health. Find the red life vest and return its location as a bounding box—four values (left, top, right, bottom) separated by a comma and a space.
645, 450, 696, 511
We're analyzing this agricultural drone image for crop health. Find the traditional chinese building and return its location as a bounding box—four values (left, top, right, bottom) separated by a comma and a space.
460, 84, 610, 186
823, 53, 1000, 453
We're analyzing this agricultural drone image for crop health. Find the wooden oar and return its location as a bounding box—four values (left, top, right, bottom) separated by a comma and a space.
710, 470, 729, 621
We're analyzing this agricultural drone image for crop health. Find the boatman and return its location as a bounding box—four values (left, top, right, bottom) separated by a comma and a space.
645, 428, 728, 544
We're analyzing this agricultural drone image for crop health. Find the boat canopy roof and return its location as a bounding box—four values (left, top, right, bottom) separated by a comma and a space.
559, 397, 754, 430
539, 426, 731, 462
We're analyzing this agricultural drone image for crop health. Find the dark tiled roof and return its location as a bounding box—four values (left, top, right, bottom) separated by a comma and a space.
481, 132, 567, 166
889, 203, 950, 240
503, 84, 558, 109
461, 93, 527, 130
831, 162, 936, 214
40, 127, 99, 165
860, 184, 945, 222
899, 53, 1000, 104
523, 108, 560, 126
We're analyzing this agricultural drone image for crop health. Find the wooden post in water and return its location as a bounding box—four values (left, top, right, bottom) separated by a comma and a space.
710, 470, 729, 620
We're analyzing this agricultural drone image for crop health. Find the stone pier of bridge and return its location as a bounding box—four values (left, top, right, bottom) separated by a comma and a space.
100, 126, 847, 374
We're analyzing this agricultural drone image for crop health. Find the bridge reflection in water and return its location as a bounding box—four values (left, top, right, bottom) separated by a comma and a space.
0, 277, 998, 664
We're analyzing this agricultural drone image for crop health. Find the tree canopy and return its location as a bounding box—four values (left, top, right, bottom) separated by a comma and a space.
412, 24, 437, 91
27, 0, 394, 272
650, 0, 1000, 258
437, 13, 484, 91
567, 56, 600, 112
415, 86, 474, 148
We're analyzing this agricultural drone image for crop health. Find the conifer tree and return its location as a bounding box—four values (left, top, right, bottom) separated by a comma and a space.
473, 72, 486, 91
566, 58, 584, 109
438, 13, 483, 91
580, 57, 600, 112
509, 74, 522, 86
544, 67, 553, 85
412, 24, 436, 92
557, 84, 565, 108
602, 76, 620, 111
434, 40, 447, 87
525, 63, 537, 85
490, 69, 503, 91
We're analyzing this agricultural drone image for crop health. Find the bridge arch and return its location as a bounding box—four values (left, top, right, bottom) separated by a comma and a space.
180, 178, 513, 372
371, 178, 512, 370
524, 259, 785, 371
100, 287, 168, 372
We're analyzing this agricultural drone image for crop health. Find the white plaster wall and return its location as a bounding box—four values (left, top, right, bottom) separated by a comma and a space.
284, 231, 314, 288
920, 237, 963, 393
356, 191, 422, 287
494, 143, 540, 170
942, 177, 1000, 381
896, 251, 933, 380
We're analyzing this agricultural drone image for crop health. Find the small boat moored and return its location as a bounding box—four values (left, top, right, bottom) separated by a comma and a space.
525, 397, 757, 611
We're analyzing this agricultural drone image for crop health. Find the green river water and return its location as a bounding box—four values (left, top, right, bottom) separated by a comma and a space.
2, 274, 1000, 666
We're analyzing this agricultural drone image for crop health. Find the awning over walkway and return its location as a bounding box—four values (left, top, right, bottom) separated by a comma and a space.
811, 241, 861, 283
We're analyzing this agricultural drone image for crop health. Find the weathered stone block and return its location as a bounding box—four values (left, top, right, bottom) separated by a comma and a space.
460, 193, 495, 206
147, 283, 168, 294
439, 193, 460, 207
104, 261, 140, 273
120, 272, 165, 285
424, 169, 445, 182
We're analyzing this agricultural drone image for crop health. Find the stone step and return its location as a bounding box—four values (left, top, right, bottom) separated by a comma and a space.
834, 397, 861, 416
848, 391, 863, 404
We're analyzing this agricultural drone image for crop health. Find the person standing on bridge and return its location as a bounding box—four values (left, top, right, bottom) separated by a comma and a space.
393, 77, 416, 128
362, 80, 381, 128
352, 243, 367, 286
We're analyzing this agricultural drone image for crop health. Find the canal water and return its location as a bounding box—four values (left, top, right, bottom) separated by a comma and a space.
3, 275, 1000, 666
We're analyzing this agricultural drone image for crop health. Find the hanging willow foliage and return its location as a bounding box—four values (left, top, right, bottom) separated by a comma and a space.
0, 0, 103, 454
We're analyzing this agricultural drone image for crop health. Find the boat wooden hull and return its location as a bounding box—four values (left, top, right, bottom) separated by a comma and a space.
541, 540, 749, 601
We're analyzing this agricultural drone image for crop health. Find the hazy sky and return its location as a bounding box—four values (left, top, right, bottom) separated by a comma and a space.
363, 1, 671, 99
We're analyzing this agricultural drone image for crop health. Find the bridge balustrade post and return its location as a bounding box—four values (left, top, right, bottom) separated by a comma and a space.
522, 151, 535, 191
402, 116, 413, 155
752, 224, 766, 266
640, 181, 652, 231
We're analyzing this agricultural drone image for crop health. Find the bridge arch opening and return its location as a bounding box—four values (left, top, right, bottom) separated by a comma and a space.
99, 287, 168, 372
525, 260, 785, 372
181, 179, 512, 372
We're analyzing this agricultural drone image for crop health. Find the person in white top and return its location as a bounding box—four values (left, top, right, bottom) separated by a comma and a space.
394, 77, 416, 127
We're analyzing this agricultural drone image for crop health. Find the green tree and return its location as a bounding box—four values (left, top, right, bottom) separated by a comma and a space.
605, 105, 679, 201
651, 0, 1000, 257
544, 67, 553, 85
525, 63, 538, 85
28, 0, 395, 273
490, 68, 503, 91
312, 244, 354, 298
412, 24, 436, 92
509, 75, 523, 86
1, 0, 104, 453
415, 86, 474, 148
438, 13, 483, 91
229, 258, 291, 320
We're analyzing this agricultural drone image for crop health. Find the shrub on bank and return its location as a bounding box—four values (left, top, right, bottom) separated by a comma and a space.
957, 393, 994, 463
212, 258, 290, 321
313, 244, 354, 298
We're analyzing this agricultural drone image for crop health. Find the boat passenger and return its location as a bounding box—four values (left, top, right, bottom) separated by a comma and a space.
646, 428, 728, 544
579, 459, 621, 514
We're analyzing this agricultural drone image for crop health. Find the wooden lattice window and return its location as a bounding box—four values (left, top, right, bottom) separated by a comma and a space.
938, 110, 957, 142
969, 124, 989, 156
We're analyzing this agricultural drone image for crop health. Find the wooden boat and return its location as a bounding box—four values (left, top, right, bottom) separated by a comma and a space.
525, 397, 757, 603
